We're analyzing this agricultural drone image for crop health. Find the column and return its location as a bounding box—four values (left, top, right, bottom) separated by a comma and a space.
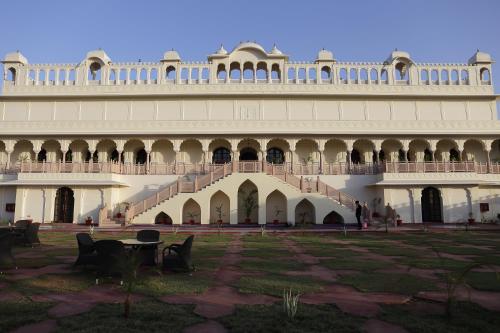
318, 149, 324, 174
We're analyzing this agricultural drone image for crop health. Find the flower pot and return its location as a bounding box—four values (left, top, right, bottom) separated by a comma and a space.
362, 222, 368, 229
85, 219, 92, 226
217, 219, 223, 224
396, 219, 403, 226
244, 218, 252, 224
468, 218, 475, 224
116, 212, 122, 218
273, 219, 279, 224
189, 219, 195, 225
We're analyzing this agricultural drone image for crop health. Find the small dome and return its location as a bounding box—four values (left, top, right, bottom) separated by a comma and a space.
86, 50, 111, 64
317, 49, 334, 61
216, 44, 228, 55
3, 51, 28, 64
386, 49, 411, 64
270, 44, 283, 55
163, 49, 181, 61
468, 50, 494, 64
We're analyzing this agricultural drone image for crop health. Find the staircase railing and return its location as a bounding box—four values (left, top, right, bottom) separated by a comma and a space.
126, 163, 232, 221
264, 162, 357, 211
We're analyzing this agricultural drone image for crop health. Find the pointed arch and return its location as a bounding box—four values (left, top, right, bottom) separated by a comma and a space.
182, 198, 201, 224
421, 187, 443, 223
238, 179, 258, 224
266, 190, 287, 224
323, 210, 344, 224
155, 212, 172, 225
54, 187, 74, 223
210, 190, 230, 224
295, 199, 315, 225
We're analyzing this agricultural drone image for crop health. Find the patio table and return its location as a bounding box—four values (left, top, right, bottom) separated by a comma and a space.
119, 239, 163, 266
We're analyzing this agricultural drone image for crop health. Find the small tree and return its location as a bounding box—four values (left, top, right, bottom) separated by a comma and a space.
239, 189, 258, 222
118, 250, 143, 318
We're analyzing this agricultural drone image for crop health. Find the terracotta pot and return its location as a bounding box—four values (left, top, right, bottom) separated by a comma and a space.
468, 218, 475, 224
244, 218, 251, 224
189, 219, 195, 225
217, 219, 223, 224
273, 219, 279, 224
85, 219, 92, 226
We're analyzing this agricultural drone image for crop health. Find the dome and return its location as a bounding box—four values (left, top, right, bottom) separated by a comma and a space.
317, 49, 334, 61
163, 49, 181, 62
468, 50, 494, 65
86, 50, 111, 64
270, 44, 283, 55
2, 51, 28, 64
232, 41, 267, 55
216, 44, 228, 55
385, 49, 413, 65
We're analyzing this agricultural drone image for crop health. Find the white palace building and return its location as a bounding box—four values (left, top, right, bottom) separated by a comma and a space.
0, 42, 499, 226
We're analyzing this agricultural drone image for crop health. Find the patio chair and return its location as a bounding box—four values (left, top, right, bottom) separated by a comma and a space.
0, 233, 16, 272
136, 230, 160, 266
162, 235, 195, 272
24, 223, 40, 247
14, 219, 31, 229
94, 240, 126, 284
74, 233, 98, 267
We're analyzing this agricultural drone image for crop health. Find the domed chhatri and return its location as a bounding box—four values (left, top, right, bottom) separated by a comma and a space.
0, 44, 497, 226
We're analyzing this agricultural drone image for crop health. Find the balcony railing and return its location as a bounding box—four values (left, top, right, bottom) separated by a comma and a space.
1, 160, 498, 176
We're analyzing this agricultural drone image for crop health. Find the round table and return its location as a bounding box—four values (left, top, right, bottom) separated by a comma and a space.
119, 239, 163, 246
119, 239, 164, 266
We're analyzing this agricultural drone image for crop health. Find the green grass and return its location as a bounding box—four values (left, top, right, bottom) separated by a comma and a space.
241, 248, 291, 258
320, 257, 389, 271
56, 301, 204, 332
338, 272, 439, 295
379, 301, 500, 333
476, 255, 500, 266
0, 301, 54, 332
397, 257, 472, 271
431, 245, 491, 256
236, 274, 326, 297
465, 271, 500, 292
14, 273, 94, 295
366, 246, 424, 257
133, 272, 214, 296
219, 303, 362, 333
238, 259, 307, 274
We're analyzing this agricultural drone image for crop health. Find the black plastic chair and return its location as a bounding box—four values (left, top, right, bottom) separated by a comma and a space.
14, 220, 31, 229
24, 223, 40, 247
136, 230, 160, 266
74, 233, 98, 267
0, 233, 16, 272
94, 240, 126, 284
162, 235, 195, 272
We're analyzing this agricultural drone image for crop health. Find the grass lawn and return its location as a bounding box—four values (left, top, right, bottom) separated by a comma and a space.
1, 229, 499, 332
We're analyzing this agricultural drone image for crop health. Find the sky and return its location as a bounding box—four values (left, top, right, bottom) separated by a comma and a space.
1, 0, 499, 94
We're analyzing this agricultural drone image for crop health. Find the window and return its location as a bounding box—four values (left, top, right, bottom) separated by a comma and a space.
166, 66, 176, 80
212, 147, 231, 164
266, 148, 285, 164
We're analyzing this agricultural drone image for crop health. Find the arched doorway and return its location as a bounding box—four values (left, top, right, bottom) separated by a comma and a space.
212, 147, 231, 164
155, 212, 172, 225
295, 199, 315, 225
323, 210, 344, 224
266, 148, 285, 164
210, 191, 230, 224
54, 187, 74, 223
239, 148, 258, 161
421, 187, 443, 222
238, 180, 259, 224
182, 199, 201, 224
266, 190, 287, 223
136, 149, 147, 164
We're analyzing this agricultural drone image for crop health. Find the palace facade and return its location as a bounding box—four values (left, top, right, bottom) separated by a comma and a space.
0, 42, 498, 226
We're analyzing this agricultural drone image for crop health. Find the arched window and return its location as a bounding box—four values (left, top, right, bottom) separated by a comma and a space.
321, 66, 331, 81
271, 64, 280, 81
191, 68, 199, 82
461, 69, 469, 83
256, 67, 267, 80
243, 68, 253, 80
239, 148, 258, 161
287, 67, 295, 81
230, 62, 241, 80
6, 67, 16, 82
166, 66, 176, 81
431, 69, 438, 83
212, 147, 231, 164
380, 69, 388, 83
351, 149, 361, 164
424, 149, 433, 162
38, 149, 47, 162
266, 148, 285, 164
201, 68, 209, 82
349, 68, 357, 82
339, 68, 347, 83
441, 69, 449, 84
450, 70, 458, 84
150, 68, 158, 82
370, 69, 378, 82
217, 64, 226, 81
480, 68, 491, 83
180, 68, 188, 82
395, 62, 409, 81
360, 68, 368, 83
298, 68, 306, 82
130, 69, 137, 82
140, 68, 147, 82
88, 62, 102, 81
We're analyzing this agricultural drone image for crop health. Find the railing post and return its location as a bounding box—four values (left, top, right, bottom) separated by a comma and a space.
316, 176, 320, 192
142, 200, 146, 212
300, 176, 304, 191
210, 171, 214, 183
194, 176, 198, 192
177, 177, 181, 193
156, 192, 160, 205
232, 161, 238, 173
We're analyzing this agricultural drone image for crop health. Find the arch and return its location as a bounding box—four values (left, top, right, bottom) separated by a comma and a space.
41, 140, 62, 162
287, 67, 296, 81
266, 190, 287, 223
212, 147, 231, 164
140, 68, 148, 81
12, 140, 35, 163
151, 139, 175, 164
96, 139, 116, 162
461, 69, 469, 82
431, 69, 438, 83
180, 68, 188, 81
191, 68, 199, 82
37, 149, 47, 162
339, 68, 347, 83
450, 69, 459, 84
182, 198, 201, 224
380, 69, 388, 83
217, 64, 227, 81
295, 199, 315, 225
296, 139, 318, 164
6, 67, 16, 82
243, 61, 254, 81
88, 62, 102, 81
180, 139, 203, 164
201, 68, 209, 81
210, 190, 230, 224
155, 212, 172, 225
370, 68, 378, 82
381, 139, 403, 162
68, 139, 89, 163
150, 68, 158, 81
436, 139, 458, 162
359, 68, 368, 83
421, 187, 443, 223
298, 68, 306, 82
441, 69, 449, 84
324, 139, 347, 163
123, 139, 145, 164
395, 62, 409, 81
130, 69, 137, 81
109, 69, 116, 82
239, 147, 258, 161
54, 187, 74, 223
271, 63, 280, 80
349, 68, 357, 82
352, 139, 375, 163
463, 139, 486, 163
266, 147, 285, 164
480, 67, 491, 82
166, 66, 176, 80
230, 62, 241, 80
256, 62, 267, 80
321, 66, 331, 81
323, 210, 344, 224
308, 68, 317, 82
238, 180, 258, 224
420, 69, 429, 82
135, 149, 147, 164
408, 139, 431, 162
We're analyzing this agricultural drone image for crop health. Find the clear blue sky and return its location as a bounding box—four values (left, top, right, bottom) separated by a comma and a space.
1, 0, 499, 94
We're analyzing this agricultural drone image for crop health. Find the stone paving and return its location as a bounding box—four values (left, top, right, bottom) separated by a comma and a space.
0, 230, 499, 332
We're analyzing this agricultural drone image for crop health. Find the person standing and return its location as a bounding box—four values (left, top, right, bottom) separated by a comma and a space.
355, 201, 362, 230
362, 201, 371, 227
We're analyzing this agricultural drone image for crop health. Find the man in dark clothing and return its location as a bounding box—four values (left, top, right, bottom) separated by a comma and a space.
355, 201, 362, 230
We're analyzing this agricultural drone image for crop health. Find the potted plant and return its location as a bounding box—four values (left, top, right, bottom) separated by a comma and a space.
298, 211, 309, 225
215, 203, 224, 224
396, 214, 403, 226
85, 216, 93, 226
468, 212, 475, 224
239, 189, 258, 224
186, 211, 198, 225
273, 206, 283, 224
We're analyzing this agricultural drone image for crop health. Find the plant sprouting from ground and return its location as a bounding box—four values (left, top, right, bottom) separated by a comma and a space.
239, 189, 258, 219
172, 225, 179, 235
260, 225, 266, 237
118, 250, 143, 318
283, 288, 300, 320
